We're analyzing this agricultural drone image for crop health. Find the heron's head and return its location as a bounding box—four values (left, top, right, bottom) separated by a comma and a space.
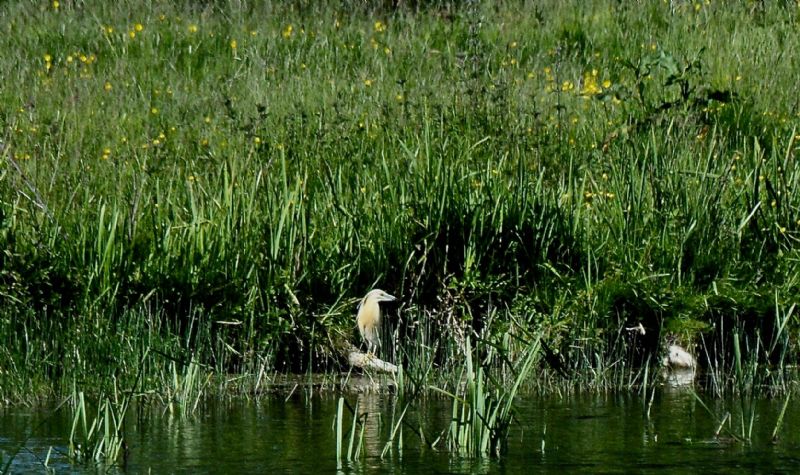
360, 289, 397, 307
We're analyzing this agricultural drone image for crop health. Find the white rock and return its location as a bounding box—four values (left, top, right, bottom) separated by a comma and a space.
664, 344, 695, 369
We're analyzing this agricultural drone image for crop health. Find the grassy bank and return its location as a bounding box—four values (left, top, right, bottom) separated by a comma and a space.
2, 0, 800, 401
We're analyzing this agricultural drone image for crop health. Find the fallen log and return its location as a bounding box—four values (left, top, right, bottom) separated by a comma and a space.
347, 345, 398, 374
329, 333, 398, 374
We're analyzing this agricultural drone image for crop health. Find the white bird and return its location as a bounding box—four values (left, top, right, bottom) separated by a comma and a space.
356, 289, 397, 355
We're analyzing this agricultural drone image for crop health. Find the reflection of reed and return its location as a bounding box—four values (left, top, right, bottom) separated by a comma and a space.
357, 392, 384, 458
163, 409, 203, 465
158, 402, 275, 469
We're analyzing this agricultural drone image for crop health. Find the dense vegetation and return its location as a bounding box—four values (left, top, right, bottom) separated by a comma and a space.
2, 0, 800, 401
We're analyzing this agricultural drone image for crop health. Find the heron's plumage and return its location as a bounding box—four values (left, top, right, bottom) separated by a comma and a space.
356, 289, 396, 354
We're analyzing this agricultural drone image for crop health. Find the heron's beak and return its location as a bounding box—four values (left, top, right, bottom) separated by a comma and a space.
380, 292, 397, 302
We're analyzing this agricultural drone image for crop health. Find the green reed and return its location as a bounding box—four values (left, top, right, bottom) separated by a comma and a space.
2, 0, 800, 400
433, 335, 541, 458
334, 396, 366, 468
68, 386, 128, 465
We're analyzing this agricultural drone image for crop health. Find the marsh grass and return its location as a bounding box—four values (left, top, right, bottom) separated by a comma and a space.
687, 300, 799, 445
2, 0, 800, 401
380, 402, 409, 460
432, 335, 541, 458
160, 356, 211, 417
334, 396, 366, 468
68, 387, 128, 465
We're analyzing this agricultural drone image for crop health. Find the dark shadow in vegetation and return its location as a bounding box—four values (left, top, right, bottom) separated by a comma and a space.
699, 293, 782, 370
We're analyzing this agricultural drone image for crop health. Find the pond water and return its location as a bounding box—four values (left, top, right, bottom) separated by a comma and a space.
2, 384, 800, 474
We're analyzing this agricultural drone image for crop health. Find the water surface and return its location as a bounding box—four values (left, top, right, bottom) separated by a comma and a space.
2, 386, 799, 473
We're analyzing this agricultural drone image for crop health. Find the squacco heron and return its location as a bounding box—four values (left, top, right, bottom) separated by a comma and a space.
357, 289, 397, 355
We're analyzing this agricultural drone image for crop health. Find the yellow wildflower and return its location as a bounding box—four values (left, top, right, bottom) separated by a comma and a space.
104, 81, 112, 91
230, 39, 237, 49
364, 79, 373, 87
135, 23, 144, 32
282, 24, 293, 39
374, 20, 386, 33
188, 24, 198, 33
580, 71, 601, 96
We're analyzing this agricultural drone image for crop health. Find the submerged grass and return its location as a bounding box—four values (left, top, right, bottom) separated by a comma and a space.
1, 0, 800, 402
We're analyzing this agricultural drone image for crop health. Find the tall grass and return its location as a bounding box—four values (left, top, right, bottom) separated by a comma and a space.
160, 355, 211, 417
434, 335, 541, 458
334, 396, 367, 468
68, 387, 128, 465
1, 0, 800, 398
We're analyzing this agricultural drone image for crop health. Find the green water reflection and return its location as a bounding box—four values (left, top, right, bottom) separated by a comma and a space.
2, 388, 800, 473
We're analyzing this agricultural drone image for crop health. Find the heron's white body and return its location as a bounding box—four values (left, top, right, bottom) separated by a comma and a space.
357, 289, 396, 355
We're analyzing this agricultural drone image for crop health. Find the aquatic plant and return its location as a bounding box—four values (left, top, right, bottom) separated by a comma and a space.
161, 355, 212, 417
334, 397, 367, 468
68, 387, 128, 465
434, 335, 541, 458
